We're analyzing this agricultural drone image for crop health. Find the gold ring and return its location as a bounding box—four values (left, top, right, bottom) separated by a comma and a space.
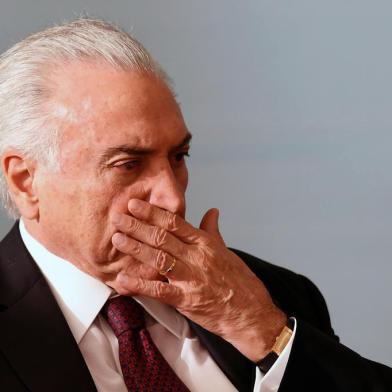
159, 258, 176, 276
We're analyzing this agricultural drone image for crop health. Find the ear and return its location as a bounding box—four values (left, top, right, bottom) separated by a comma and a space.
1, 151, 39, 219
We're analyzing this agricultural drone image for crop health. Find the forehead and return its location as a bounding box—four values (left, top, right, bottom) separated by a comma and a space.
49, 62, 187, 151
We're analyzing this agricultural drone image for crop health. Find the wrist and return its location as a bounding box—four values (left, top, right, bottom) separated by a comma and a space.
227, 306, 288, 362
256, 318, 294, 372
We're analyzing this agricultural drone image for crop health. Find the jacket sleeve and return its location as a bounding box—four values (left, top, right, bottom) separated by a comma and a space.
279, 276, 392, 392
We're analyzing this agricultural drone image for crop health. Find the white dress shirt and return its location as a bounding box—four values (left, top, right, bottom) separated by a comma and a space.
19, 220, 295, 392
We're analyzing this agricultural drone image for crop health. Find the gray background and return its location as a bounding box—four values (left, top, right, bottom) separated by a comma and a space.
0, 0, 391, 365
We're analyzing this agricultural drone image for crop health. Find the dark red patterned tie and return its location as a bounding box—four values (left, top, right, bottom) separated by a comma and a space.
101, 296, 189, 392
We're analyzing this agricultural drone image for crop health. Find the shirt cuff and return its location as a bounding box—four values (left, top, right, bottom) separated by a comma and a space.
253, 318, 297, 392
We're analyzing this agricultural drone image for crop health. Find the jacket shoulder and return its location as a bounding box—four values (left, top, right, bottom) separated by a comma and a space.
0, 222, 42, 308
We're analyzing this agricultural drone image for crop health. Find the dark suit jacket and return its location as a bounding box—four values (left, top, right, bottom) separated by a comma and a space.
0, 223, 391, 391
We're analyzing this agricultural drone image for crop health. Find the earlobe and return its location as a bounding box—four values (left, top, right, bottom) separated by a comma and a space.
1, 153, 39, 219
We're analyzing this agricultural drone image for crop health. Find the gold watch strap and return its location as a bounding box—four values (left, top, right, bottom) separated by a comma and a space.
256, 318, 294, 373
271, 324, 293, 355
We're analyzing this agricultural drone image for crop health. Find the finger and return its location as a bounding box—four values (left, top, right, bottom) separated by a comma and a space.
113, 274, 182, 306
112, 233, 183, 278
128, 199, 204, 244
199, 208, 225, 244
112, 213, 188, 260
93, 255, 161, 282
122, 257, 165, 281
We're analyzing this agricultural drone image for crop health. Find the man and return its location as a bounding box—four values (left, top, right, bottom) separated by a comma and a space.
0, 18, 390, 392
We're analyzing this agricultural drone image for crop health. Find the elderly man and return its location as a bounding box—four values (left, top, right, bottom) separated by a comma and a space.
0, 18, 390, 392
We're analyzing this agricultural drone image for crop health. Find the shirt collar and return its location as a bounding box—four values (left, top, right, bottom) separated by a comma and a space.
19, 219, 112, 343
133, 295, 189, 339
19, 220, 188, 343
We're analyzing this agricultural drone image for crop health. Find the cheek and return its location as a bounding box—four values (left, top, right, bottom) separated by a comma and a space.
36, 174, 114, 250
36, 169, 159, 264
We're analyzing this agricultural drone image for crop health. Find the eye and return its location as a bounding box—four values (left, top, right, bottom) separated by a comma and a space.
112, 160, 140, 170
174, 151, 190, 162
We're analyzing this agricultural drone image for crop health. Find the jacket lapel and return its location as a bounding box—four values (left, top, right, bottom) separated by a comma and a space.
0, 223, 96, 392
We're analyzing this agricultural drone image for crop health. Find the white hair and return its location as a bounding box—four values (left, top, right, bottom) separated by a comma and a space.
0, 18, 172, 217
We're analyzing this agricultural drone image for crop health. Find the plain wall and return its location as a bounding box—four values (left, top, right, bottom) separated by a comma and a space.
0, 0, 391, 365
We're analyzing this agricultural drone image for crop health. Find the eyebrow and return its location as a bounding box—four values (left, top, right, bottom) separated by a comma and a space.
98, 132, 193, 166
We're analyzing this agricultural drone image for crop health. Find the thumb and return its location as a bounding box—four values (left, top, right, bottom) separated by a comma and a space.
199, 208, 225, 243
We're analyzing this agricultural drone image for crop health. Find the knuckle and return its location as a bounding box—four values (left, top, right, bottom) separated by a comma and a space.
165, 212, 178, 231
133, 279, 145, 292
127, 217, 140, 232
154, 283, 168, 299
130, 240, 141, 254
152, 227, 167, 247
156, 250, 168, 270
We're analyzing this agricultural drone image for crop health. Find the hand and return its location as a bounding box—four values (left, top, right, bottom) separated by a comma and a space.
107, 199, 287, 362
89, 254, 164, 284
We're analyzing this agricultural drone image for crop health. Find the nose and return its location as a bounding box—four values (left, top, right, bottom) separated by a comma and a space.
148, 164, 186, 216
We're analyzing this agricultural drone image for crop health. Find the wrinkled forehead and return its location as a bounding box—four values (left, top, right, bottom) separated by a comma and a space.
47, 61, 178, 126
45, 61, 187, 157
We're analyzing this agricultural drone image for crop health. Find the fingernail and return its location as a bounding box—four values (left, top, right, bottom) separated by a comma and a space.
117, 273, 128, 285
112, 232, 126, 246
128, 199, 142, 212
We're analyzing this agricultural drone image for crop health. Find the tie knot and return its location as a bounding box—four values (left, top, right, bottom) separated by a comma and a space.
101, 296, 145, 337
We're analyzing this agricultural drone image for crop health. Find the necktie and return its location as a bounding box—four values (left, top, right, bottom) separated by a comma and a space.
101, 296, 189, 392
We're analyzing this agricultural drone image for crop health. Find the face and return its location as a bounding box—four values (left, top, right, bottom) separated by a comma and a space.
29, 62, 190, 278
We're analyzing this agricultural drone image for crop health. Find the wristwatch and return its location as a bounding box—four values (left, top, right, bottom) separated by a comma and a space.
256, 318, 294, 373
